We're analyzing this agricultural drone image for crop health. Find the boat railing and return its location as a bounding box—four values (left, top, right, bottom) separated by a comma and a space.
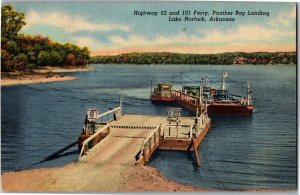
174, 89, 202, 106
79, 124, 111, 160
161, 123, 194, 139
135, 125, 161, 165
151, 91, 176, 97
197, 109, 209, 130
84, 106, 122, 134
136, 120, 200, 165
97, 106, 122, 123
213, 100, 241, 104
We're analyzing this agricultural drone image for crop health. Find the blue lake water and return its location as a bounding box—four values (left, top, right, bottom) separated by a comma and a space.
1, 64, 296, 190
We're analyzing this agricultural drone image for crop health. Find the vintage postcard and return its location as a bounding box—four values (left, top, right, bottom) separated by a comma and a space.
1, 1, 297, 192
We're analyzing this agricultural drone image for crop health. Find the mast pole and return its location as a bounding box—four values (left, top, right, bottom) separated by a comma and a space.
199, 80, 202, 112
221, 72, 226, 90
247, 82, 251, 105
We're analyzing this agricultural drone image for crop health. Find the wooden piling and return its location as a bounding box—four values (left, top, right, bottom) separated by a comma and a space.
192, 137, 200, 166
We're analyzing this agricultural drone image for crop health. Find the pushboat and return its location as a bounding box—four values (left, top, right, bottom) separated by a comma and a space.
150, 83, 176, 102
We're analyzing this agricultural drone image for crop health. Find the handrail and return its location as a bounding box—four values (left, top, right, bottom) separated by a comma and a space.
163, 124, 191, 127
198, 109, 207, 119
174, 90, 202, 107
79, 124, 110, 160
137, 126, 160, 161
84, 106, 121, 135
174, 89, 199, 99
151, 91, 176, 97
97, 106, 121, 119
162, 124, 193, 139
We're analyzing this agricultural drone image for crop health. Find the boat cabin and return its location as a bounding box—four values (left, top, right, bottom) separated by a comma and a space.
158, 83, 173, 92
151, 83, 175, 101
214, 89, 229, 100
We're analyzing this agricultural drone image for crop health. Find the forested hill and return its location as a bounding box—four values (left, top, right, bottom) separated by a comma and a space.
92, 52, 296, 65
1, 5, 90, 72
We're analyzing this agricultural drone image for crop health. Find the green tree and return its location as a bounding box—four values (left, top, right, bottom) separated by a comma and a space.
48, 50, 64, 66
6, 40, 20, 54
1, 5, 26, 40
12, 53, 28, 70
37, 51, 50, 66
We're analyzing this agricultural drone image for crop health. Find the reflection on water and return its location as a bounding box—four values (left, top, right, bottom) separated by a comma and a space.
1, 64, 296, 190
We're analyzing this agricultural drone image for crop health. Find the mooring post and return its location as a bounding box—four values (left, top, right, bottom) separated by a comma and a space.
169, 120, 171, 137
192, 137, 201, 166
176, 117, 179, 137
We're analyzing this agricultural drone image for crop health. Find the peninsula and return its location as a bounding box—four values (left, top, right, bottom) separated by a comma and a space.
1, 5, 91, 86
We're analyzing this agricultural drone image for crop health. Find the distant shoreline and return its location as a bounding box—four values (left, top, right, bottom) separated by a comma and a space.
1, 66, 95, 86
91, 52, 296, 65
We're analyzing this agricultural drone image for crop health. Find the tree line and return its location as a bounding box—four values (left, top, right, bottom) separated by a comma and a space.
1, 5, 91, 72
92, 52, 296, 65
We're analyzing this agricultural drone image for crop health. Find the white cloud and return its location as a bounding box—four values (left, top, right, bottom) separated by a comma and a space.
103, 23, 294, 49
91, 22, 295, 55
270, 6, 296, 27
70, 36, 105, 50
198, 24, 295, 44
23, 11, 130, 33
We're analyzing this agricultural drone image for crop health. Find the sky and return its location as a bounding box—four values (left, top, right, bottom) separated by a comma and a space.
4, 1, 296, 56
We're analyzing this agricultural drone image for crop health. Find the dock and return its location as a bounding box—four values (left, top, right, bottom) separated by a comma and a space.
78, 106, 211, 167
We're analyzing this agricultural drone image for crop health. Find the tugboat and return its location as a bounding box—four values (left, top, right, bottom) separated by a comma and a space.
150, 83, 176, 102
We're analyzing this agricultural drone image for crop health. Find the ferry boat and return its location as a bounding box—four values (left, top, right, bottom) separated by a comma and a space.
150, 83, 176, 102
182, 85, 216, 103
182, 73, 254, 114
208, 88, 254, 114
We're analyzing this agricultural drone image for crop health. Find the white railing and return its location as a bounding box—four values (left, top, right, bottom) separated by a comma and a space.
83, 106, 122, 137
174, 89, 202, 106
199, 109, 207, 119
97, 106, 121, 118
196, 109, 208, 130
97, 106, 122, 123
79, 124, 110, 160
136, 126, 161, 164
161, 124, 193, 139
